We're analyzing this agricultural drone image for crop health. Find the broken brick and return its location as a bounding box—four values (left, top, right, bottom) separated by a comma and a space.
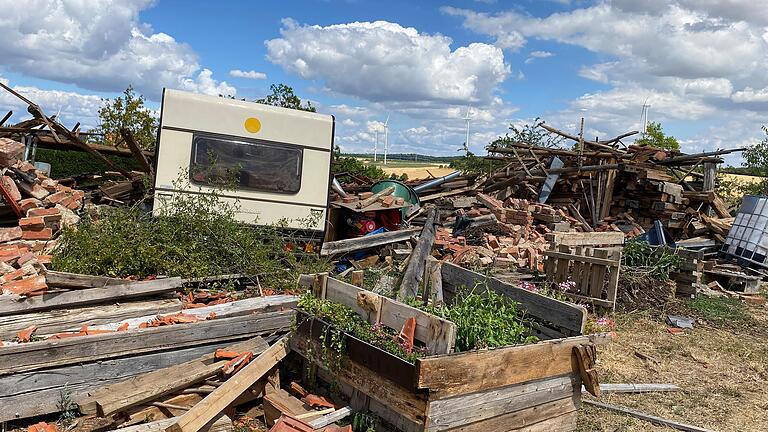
380, 195, 395, 207
0, 226, 22, 243
2, 275, 47, 296
19, 198, 43, 212
22, 228, 53, 241
44, 191, 67, 205
19, 216, 45, 230
0, 138, 25, 166
1, 176, 21, 202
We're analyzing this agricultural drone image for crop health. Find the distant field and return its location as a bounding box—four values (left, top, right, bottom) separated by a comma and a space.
354, 157, 454, 180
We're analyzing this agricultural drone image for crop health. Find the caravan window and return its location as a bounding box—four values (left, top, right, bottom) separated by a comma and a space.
190, 135, 302, 194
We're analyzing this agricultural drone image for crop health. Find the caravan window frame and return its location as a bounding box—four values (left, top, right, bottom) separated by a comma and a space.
189, 133, 303, 195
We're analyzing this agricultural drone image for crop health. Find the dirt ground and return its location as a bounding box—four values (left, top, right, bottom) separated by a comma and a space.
577, 297, 768, 431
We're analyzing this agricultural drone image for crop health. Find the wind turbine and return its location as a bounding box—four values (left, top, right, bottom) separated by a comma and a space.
374, 128, 378, 162
640, 98, 651, 137
383, 114, 390, 165
460, 106, 472, 154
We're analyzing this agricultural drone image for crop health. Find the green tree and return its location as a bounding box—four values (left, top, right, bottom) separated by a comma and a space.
740, 126, 768, 196
256, 84, 316, 112
90, 86, 158, 150
635, 121, 680, 151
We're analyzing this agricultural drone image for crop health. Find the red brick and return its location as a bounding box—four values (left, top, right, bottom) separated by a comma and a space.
1, 275, 47, 296
358, 192, 373, 199
27, 207, 59, 217
65, 197, 82, 210
19, 217, 45, 229
41, 178, 58, 192
1, 176, 21, 202
19, 198, 43, 213
0, 268, 25, 284
0, 138, 25, 166
16, 251, 35, 267
380, 196, 395, 207
36, 254, 52, 264
29, 184, 50, 200
22, 228, 52, 241
0, 226, 22, 242
44, 191, 67, 204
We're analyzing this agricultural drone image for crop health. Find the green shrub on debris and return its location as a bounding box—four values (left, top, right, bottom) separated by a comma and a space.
51, 175, 327, 290
621, 238, 681, 280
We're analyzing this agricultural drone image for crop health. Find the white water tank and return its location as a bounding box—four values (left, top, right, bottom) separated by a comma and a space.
721, 195, 768, 269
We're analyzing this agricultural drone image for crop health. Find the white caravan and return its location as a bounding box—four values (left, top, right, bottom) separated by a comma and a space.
152, 89, 334, 236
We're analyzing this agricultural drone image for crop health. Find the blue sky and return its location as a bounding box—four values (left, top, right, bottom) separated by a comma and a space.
1, 0, 767, 165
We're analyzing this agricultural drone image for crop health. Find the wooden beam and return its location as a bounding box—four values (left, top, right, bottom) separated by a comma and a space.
545, 231, 624, 247
584, 400, 714, 432
0, 311, 292, 375
0, 277, 183, 316
165, 337, 291, 432
320, 228, 420, 256
594, 383, 681, 393
120, 127, 154, 175
398, 205, 438, 301
78, 337, 268, 417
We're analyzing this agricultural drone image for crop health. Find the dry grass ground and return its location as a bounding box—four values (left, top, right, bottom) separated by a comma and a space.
578, 297, 768, 431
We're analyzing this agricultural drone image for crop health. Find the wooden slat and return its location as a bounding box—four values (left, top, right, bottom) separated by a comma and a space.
440, 395, 579, 432
0, 311, 292, 375
79, 337, 268, 416
415, 334, 603, 398
0, 277, 183, 316
0, 342, 239, 422
320, 228, 420, 256
166, 337, 290, 432
441, 263, 586, 335
426, 374, 579, 431
324, 277, 456, 355
543, 251, 617, 267
589, 249, 609, 298
44, 271, 130, 289
545, 231, 624, 247
583, 400, 714, 432
0, 298, 181, 340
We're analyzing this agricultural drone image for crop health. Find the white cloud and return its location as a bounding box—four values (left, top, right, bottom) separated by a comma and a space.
525, 50, 554, 64
0, 0, 233, 99
266, 19, 510, 105
229, 70, 267, 80
732, 87, 768, 103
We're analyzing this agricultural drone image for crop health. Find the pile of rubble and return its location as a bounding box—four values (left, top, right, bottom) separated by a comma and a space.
0, 137, 82, 297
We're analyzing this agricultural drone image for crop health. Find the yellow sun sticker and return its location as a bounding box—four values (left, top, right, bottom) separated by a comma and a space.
244, 117, 261, 133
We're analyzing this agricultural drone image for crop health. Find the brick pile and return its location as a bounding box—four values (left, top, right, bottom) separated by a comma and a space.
0, 138, 83, 297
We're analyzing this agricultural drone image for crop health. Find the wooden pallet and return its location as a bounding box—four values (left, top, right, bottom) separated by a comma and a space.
544, 245, 621, 309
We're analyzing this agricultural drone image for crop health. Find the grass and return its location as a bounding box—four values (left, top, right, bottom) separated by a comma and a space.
577, 301, 768, 431
683, 296, 749, 325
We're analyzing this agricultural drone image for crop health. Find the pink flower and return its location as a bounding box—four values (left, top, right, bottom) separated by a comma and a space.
519, 281, 539, 293
596, 317, 615, 329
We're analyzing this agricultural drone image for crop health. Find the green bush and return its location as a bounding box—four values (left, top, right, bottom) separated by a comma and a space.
51, 177, 327, 290
35, 148, 140, 178
621, 238, 681, 280
332, 155, 386, 183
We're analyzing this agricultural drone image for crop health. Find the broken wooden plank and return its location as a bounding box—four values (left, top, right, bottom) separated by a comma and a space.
0, 277, 184, 317
545, 231, 624, 247
583, 400, 714, 432
592, 383, 681, 393
78, 337, 268, 417
320, 228, 420, 256
0, 311, 292, 375
398, 206, 438, 301
120, 127, 154, 175
43, 271, 129, 289
0, 298, 181, 341
120, 414, 231, 432
87, 295, 297, 332
165, 337, 291, 432
308, 407, 353, 429
0, 342, 242, 422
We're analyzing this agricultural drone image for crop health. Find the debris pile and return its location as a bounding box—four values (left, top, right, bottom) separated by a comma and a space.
0, 138, 83, 297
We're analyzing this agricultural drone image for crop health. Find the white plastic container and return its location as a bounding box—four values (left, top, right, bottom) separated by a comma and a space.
721, 195, 768, 269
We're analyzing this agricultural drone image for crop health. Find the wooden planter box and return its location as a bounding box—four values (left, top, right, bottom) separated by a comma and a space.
294, 263, 606, 432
